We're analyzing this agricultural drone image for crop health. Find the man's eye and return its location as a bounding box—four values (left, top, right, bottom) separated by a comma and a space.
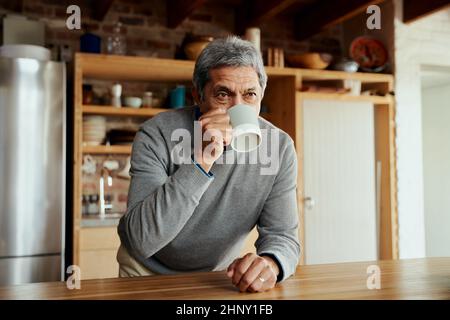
217, 92, 229, 98
246, 92, 257, 97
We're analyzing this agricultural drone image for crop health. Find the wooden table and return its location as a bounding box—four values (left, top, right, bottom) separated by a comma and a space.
1, 258, 449, 300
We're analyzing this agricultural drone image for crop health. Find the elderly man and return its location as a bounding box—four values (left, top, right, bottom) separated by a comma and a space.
117, 36, 299, 293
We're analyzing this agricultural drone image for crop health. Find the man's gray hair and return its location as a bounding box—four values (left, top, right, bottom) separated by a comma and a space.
193, 36, 267, 100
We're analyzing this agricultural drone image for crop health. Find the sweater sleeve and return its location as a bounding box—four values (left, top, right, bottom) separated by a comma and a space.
118, 126, 214, 259
256, 137, 301, 281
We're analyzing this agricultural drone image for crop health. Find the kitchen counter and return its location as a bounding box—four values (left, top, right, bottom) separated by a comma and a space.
0, 258, 449, 300
81, 215, 121, 228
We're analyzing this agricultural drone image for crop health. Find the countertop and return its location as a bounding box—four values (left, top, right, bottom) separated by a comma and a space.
81, 214, 121, 228
1, 258, 449, 300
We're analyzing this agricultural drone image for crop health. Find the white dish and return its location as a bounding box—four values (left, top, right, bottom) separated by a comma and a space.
124, 97, 142, 108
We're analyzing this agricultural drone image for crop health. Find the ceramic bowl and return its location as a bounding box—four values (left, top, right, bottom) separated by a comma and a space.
332, 59, 359, 72
184, 36, 213, 61
124, 96, 142, 108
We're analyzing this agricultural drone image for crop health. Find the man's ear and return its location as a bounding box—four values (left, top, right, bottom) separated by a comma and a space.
192, 88, 201, 105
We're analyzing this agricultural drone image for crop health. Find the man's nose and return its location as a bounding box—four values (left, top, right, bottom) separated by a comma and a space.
230, 94, 244, 106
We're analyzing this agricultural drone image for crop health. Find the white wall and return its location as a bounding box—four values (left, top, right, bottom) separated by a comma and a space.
393, 1, 450, 258
421, 82, 450, 257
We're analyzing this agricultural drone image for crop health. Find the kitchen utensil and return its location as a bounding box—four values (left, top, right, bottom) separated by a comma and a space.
170, 85, 185, 109
103, 159, 119, 171
111, 83, 122, 107
332, 58, 359, 72
82, 155, 97, 175
106, 22, 126, 55
184, 35, 213, 61
227, 104, 262, 153
142, 91, 153, 108
350, 36, 387, 72
286, 52, 332, 69
124, 96, 142, 108
83, 116, 106, 145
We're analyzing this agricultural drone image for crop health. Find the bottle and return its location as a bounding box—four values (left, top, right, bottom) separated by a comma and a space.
106, 22, 127, 55
142, 91, 153, 108
88, 194, 99, 215
110, 83, 122, 107
104, 194, 113, 214
82, 195, 88, 215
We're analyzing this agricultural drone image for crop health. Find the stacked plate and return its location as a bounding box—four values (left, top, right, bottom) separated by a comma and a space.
83, 116, 106, 146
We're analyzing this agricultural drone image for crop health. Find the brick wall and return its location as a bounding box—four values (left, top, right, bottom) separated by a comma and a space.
0, 0, 343, 217
0, 0, 343, 61
392, 0, 450, 259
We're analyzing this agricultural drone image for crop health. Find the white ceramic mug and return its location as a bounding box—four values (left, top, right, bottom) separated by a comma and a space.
227, 104, 262, 152
82, 155, 97, 175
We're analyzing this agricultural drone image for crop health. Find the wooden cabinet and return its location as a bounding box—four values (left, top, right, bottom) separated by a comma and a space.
79, 227, 120, 280
73, 53, 398, 277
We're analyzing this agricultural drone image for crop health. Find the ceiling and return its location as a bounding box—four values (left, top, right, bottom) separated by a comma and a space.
2, 0, 449, 41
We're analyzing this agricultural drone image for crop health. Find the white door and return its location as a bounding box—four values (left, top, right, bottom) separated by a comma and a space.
421, 80, 450, 258
303, 99, 377, 265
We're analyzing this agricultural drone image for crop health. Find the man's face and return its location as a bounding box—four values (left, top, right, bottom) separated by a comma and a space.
195, 66, 263, 114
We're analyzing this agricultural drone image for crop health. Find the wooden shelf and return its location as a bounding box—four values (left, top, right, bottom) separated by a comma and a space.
299, 68, 394, 84
298, 92, 394, 105
76, 53, 393, 86
73, 53, 398, 270
82, 145, 132, 154
77, 53, 299, 81
77, 53, 194, 82
83, 105, 168, 117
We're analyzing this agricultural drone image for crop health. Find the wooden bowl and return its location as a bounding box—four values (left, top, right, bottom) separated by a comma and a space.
286, 53, 333, 69
184, 36, 214, 61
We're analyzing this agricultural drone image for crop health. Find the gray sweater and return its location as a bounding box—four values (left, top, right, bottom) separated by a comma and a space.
118, 106, 300, 281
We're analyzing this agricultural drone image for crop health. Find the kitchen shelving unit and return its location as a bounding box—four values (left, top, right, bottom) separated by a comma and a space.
73, 53, 398, 279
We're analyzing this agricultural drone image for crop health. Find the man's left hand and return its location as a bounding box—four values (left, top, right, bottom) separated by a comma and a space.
226, 253, 279, 293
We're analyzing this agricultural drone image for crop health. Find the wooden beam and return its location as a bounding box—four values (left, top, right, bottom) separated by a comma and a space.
295, 0, 385, 41
92, 0, 114, 21
403, 0, 450, 24
250, 0, 298, 26
167, 0, 207, 28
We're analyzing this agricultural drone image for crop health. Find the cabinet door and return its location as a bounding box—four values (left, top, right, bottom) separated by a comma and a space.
79, 227, 120, 279
303, 99, 377, 265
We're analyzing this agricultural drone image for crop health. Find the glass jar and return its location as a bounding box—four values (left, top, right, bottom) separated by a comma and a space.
142, 91, 153, 108
88, 194, 99, 215
82, 195, 88, 215
106, 22, 127, 55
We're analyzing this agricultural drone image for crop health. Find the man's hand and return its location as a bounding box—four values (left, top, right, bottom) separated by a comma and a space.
195, 107, 233, 172
226, 253, 279, 293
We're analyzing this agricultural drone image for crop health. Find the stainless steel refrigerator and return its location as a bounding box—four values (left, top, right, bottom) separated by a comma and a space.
0, 54, 66, 285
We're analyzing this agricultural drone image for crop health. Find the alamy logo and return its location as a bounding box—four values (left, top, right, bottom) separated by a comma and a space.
66, 265, 81, 290
366, 265, 381, 290
366, 5, 381, 30
66, 5, 81, 30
